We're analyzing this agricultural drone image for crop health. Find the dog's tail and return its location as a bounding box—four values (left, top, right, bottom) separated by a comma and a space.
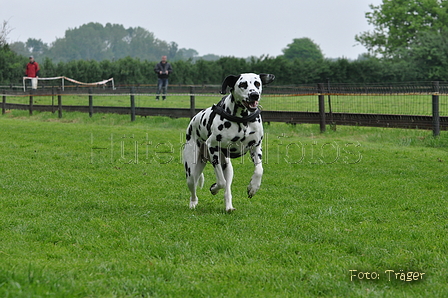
198, 173, 204, 189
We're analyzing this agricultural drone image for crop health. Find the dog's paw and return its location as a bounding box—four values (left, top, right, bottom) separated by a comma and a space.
189, 199, 198, 209
210, 183, 219, 195
247, 185, 258, 198
226, 207, 236, 213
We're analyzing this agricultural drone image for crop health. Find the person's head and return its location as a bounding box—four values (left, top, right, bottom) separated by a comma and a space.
161, 56, 167, 63
29, 56, 35, 63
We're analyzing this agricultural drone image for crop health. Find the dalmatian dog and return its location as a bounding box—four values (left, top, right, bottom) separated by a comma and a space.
183, 73, 275, 212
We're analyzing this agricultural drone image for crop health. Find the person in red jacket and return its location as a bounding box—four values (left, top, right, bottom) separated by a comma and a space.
25, 56, 40, 89
25, 56, 40, 77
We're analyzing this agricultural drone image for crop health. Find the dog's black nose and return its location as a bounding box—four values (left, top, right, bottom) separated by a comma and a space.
249, 92, 259, 101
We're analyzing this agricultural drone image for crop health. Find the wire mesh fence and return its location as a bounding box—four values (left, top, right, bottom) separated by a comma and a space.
263, 81, 448, 116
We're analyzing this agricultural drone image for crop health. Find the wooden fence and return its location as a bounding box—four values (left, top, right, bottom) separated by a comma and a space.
1, 83, 447, 136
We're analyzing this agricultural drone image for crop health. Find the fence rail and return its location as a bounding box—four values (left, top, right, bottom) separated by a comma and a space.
2, 81, 447, 135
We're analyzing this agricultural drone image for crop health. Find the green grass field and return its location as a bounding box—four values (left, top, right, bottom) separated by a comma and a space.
0, 110, 447, 297
4, 93, 448, 116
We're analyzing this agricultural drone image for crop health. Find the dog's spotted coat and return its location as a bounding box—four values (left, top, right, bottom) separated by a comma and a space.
183, 73, 275, 212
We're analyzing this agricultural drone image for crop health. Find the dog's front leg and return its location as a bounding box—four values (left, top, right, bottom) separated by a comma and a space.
222, 158, 235, 212
247, 144, 263, 198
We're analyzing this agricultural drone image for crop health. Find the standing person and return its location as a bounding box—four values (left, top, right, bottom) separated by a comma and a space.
25, 56, 40, 89
154, 55, 173, 100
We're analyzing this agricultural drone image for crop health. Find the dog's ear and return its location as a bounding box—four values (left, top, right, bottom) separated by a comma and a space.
220, 75, 240, 94
259, 74, 275, 85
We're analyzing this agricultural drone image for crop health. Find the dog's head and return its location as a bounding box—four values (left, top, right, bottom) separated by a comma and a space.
220, 73, 275, 112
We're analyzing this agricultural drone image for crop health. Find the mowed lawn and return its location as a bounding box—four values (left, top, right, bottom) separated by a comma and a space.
0, 110, 447, 297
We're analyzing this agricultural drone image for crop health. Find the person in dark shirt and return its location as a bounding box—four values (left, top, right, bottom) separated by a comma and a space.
154, 55, 173, 100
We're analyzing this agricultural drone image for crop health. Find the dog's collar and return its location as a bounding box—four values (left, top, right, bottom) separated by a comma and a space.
211, 97, 261, 124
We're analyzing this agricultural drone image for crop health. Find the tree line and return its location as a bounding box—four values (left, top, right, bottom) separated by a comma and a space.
9, 23, 202, 63
1, 46, 447, 86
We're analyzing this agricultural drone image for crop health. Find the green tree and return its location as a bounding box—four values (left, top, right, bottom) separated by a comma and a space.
26, 38, 48, 57
170, 59, 195, 84
406, 29, 448, 80
0, 44, 27, 84
99, 59, 117, 81
196, 53, 218, 61
250, 56, 293, 84
127, 26, 162, 61
61, 23, 114, 61
0, 20, 12, 47
282, 38, 324, 61
174, 48, 199, 61
114, 56, 144, 83
355, 0, 448, 57
168, 42, 178, 60
7, 21, 202, 63
41, 57, 55, 78
216, 57, 249, 79
192, 59, 221, 84
46, 23, 175, 62
9, 41, 29, 57
103, 23, 129, 60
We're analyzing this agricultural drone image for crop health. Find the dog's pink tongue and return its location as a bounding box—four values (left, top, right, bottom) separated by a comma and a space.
251, 101, 259, 108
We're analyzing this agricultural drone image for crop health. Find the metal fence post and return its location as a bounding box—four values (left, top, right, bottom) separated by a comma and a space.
432, 81, 440, 137
190, 86, 195, 119
318, 83, 326, 133
89, 88, 93, 118
130, 87, 136, 122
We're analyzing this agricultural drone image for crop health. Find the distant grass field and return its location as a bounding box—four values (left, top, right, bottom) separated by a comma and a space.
0, 110, 447, 297
4, 93, 448, 116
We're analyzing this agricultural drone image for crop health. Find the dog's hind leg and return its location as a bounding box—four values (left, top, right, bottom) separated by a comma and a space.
207, 140, 227, 196
209, 155, 227, 196
183, 141, 206, 209
222, 158, 235, 212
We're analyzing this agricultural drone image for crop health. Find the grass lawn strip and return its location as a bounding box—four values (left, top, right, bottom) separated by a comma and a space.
0, 111, 447, 297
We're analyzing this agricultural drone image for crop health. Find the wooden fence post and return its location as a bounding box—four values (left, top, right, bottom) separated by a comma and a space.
89, 88, 93, 118
318, 83, 326, 133
130, 86, 136, 122
58, 91, 62, 119
190, 86, 195, 119
432, 81, 440, 137
51, 86, 55, 113
2, 92, 5, 115
29, 89, 34, 116
327, 78, 336, 131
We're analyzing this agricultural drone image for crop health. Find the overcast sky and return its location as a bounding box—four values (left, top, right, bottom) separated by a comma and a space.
2, 0, 383, 59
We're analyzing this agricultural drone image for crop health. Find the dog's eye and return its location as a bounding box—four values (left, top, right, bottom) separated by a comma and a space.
254, 81, 261, 89
238, 82, 248, 89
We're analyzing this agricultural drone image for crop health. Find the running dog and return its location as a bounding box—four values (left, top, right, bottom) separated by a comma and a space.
183, 73, 275, 212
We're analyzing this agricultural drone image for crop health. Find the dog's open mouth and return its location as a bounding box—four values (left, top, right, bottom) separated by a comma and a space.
243, 100, 259, 111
